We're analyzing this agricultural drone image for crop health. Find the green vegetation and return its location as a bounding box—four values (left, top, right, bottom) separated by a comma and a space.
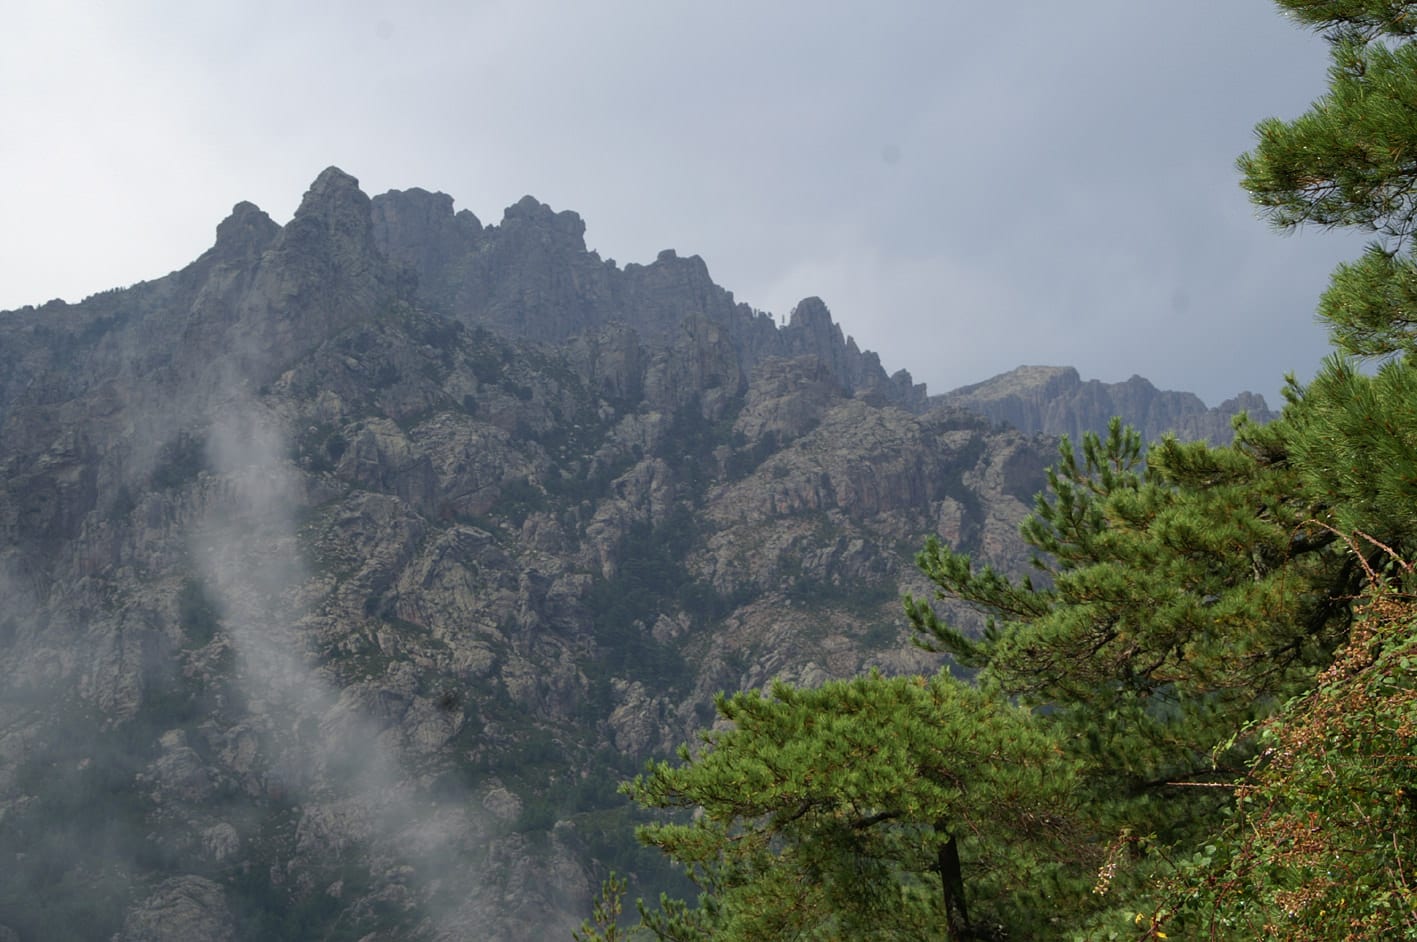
177, 575, 222, 647
1160, 581, 1417, 938
584, 510, 707, 694
0, 702, 166, 941
150, 430, 208, 490
224, 804, 416, 942
589, 2, 1417, 938
292, 422, 348, 473
625, 673, 1089, 940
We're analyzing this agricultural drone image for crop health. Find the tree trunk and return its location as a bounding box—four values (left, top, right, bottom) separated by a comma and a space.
937, 822, 970, 941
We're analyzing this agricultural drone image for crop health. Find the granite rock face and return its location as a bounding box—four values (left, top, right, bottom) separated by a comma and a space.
115, 877, 236, 942
0, 168, 1236, 940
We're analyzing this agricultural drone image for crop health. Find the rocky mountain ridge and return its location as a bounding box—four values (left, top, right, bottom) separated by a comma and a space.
367, 183, 926, 410
938, 364, 1276, 445
0, 168, 1261, 941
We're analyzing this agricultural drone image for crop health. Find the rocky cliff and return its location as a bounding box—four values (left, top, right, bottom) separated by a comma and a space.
368, 186, 926, 410
0, 169, 1050, 941
937, 364, 1278, 445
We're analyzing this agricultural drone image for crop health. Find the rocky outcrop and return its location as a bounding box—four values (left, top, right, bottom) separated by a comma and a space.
937, 364, 1278, 444
116, 877, 236, 942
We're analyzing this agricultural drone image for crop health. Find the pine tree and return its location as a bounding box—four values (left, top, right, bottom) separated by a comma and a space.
901, 412, 1362, 930
625, 671, 1093, 941
1234, 0, 1417, 578
1287, 355, 1417, 557
909, 416, 1348, 788
1241, 2, 1417, 359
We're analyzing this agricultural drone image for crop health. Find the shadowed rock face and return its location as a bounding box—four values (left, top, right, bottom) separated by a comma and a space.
0, 167, 1242, 940
936, 365, 1278, 445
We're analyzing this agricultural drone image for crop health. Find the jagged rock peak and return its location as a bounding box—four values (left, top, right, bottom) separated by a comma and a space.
296, 166, 369, 216
641, 248, 713, 281
502, 194, 587, 246
784, 297, 848, 363
1220, 390, 1271, 415
211, 201, 279, 260
374, 186, 482, 232
371, 187, 483, 284
789, 296, 836, 332
280, 167, 380, 265
950, 365, 1080, 398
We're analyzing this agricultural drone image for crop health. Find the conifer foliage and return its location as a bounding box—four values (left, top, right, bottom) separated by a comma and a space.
908, 416, 1347, 795
625, 673, 1086, 941
1241, 3, 1417, 359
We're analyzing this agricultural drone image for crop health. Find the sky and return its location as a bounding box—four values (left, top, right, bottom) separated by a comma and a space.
1, 0, 1372, 406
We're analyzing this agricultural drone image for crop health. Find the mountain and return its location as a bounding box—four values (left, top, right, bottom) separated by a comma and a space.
937, 364, 1277, 445
0, 169, 1054, 941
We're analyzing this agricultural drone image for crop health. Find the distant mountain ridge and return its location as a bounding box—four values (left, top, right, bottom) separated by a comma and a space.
938, 364, 1277, 445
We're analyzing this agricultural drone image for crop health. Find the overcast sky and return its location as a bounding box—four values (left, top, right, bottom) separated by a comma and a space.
2, 1, 1370, 405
